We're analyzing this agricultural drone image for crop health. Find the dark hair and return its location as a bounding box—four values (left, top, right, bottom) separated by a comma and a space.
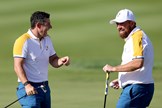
30, 11, 50, 29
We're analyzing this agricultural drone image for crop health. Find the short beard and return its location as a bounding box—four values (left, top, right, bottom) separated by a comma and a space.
119, 25, 134, 39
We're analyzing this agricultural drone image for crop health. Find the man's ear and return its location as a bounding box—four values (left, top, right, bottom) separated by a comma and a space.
36, 22, 42, 29
130, 21, 136, 28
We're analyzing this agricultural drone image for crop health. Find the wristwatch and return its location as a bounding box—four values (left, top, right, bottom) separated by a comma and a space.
23, 81, 30, 86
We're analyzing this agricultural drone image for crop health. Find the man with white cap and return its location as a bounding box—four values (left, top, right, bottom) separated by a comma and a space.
103, 9, 154, 108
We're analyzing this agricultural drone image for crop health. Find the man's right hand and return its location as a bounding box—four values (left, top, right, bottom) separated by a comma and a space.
25, 84, 37, 95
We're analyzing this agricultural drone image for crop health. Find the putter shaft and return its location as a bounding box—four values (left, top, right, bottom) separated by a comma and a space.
103, 72, 110, 108
4, 85, 46, 108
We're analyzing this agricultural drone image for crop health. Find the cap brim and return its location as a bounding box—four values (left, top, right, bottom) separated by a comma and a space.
109, 19, 116, 24
110, 19, 136, 25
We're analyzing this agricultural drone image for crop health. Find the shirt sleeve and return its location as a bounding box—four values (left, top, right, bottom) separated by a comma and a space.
132, 30, 144, 59
13, 33, 30, 58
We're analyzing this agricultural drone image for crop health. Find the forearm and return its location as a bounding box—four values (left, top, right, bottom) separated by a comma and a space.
14, 65, 28, 84
14, 58, 28, 84
114, 64, 139, 72
14, 64, 37, 95
114, 59, 144, 72
49, 54, 70, 68
103, 59, 144, 73
52, 58, 62, 68
50, 56, 62, 68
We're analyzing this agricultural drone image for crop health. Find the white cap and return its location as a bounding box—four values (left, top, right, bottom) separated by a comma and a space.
110, 9, 135, 24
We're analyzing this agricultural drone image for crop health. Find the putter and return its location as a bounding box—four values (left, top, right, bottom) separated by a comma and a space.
103, 72, 110, 108
4, 85, 46, 108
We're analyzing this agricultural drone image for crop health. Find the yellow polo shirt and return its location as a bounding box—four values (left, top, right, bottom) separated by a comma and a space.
118, 27, 154, 87
13, 29, 56, 82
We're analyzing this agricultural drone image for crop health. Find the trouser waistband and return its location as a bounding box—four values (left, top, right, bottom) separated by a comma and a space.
123, 83, 154, 89
29, 81, 48, 86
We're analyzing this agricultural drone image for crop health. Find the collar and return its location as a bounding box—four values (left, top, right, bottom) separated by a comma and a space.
124, 26, 141, 42
27, 29, 44, 40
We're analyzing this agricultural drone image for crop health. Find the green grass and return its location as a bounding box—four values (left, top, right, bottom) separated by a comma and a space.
0, 0, 162, 107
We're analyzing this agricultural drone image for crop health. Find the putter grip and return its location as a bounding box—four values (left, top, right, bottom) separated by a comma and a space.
105, 73, 109, 95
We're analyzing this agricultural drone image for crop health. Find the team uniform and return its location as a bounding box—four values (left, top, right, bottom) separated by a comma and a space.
116, 27, 154, 108
13, 29, 56, 107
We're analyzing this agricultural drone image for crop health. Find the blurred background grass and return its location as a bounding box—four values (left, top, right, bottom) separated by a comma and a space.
0, 0, 161, 107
